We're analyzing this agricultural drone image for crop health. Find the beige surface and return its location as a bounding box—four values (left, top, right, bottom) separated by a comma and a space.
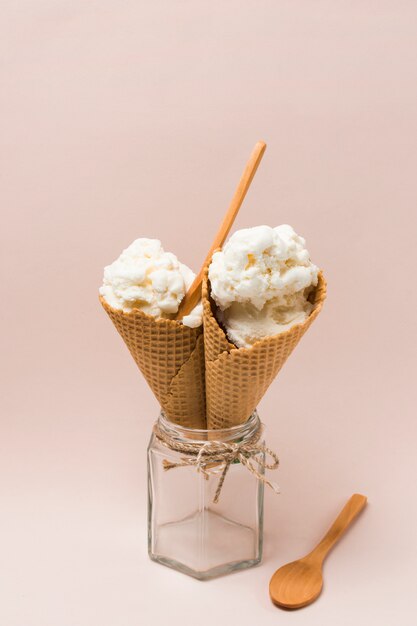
1, 2, 417, 625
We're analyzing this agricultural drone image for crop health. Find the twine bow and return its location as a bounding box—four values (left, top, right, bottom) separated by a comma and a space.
154, 422, 279, 503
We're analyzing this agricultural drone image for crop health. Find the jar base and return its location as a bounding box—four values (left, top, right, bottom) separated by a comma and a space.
149, 508, 262, 580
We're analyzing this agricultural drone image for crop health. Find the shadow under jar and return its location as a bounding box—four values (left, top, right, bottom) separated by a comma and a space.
147, 411, 265, 580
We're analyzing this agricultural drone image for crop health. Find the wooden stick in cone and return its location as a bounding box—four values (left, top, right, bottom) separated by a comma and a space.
175, 140, 267, 321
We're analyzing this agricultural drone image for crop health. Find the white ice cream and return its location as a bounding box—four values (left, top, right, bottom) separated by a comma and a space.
100, 238, 202, 328
209, 225, 319, 347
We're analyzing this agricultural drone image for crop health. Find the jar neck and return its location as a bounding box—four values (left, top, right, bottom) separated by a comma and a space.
157, 411, 261, 444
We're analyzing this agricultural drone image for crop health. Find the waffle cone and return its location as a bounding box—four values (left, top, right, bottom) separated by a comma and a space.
202, 269, 327, 429
100, 296, 206, 428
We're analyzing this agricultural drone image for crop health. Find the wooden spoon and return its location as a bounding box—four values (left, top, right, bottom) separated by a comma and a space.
175, 140, 266, 321
269, 493, 367, 610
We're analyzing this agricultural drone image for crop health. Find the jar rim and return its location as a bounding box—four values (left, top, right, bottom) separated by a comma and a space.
157, 410, 261, 444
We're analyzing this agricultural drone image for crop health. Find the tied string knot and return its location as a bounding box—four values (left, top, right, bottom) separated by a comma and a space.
154, 422, 279, 504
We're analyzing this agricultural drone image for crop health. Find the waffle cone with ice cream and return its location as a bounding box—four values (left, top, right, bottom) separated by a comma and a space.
99, 238, 206, 428
177, 140, 326, 429
202, 264, 326, 429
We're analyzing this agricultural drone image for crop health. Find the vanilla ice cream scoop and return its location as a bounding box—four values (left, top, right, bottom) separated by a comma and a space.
208, 225, 319, 347
100, 238, 202, 328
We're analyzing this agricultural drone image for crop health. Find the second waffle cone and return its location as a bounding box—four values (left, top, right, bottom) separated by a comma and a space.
202, 268, 327, 429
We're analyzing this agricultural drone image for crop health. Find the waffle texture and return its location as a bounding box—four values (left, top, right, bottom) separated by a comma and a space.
100, 296, 206, 428
202, 268, 327, 429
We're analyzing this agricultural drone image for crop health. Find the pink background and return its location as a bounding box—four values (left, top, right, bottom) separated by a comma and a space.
1, 2, 416, 624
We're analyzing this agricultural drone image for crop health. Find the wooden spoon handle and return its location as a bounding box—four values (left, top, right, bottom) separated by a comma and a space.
307, 494, 367, 564
175, 140, 266, 320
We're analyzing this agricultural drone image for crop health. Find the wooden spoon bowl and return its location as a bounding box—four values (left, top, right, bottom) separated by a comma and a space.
270, 558, 324, 609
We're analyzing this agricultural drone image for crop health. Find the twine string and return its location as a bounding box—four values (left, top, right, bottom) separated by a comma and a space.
154, 422, 279, 503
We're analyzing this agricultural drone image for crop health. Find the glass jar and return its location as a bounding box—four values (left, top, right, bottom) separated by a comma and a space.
147, 411, 265, 580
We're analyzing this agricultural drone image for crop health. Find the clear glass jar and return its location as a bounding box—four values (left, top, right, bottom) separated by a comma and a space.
147, 411, 265, 580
